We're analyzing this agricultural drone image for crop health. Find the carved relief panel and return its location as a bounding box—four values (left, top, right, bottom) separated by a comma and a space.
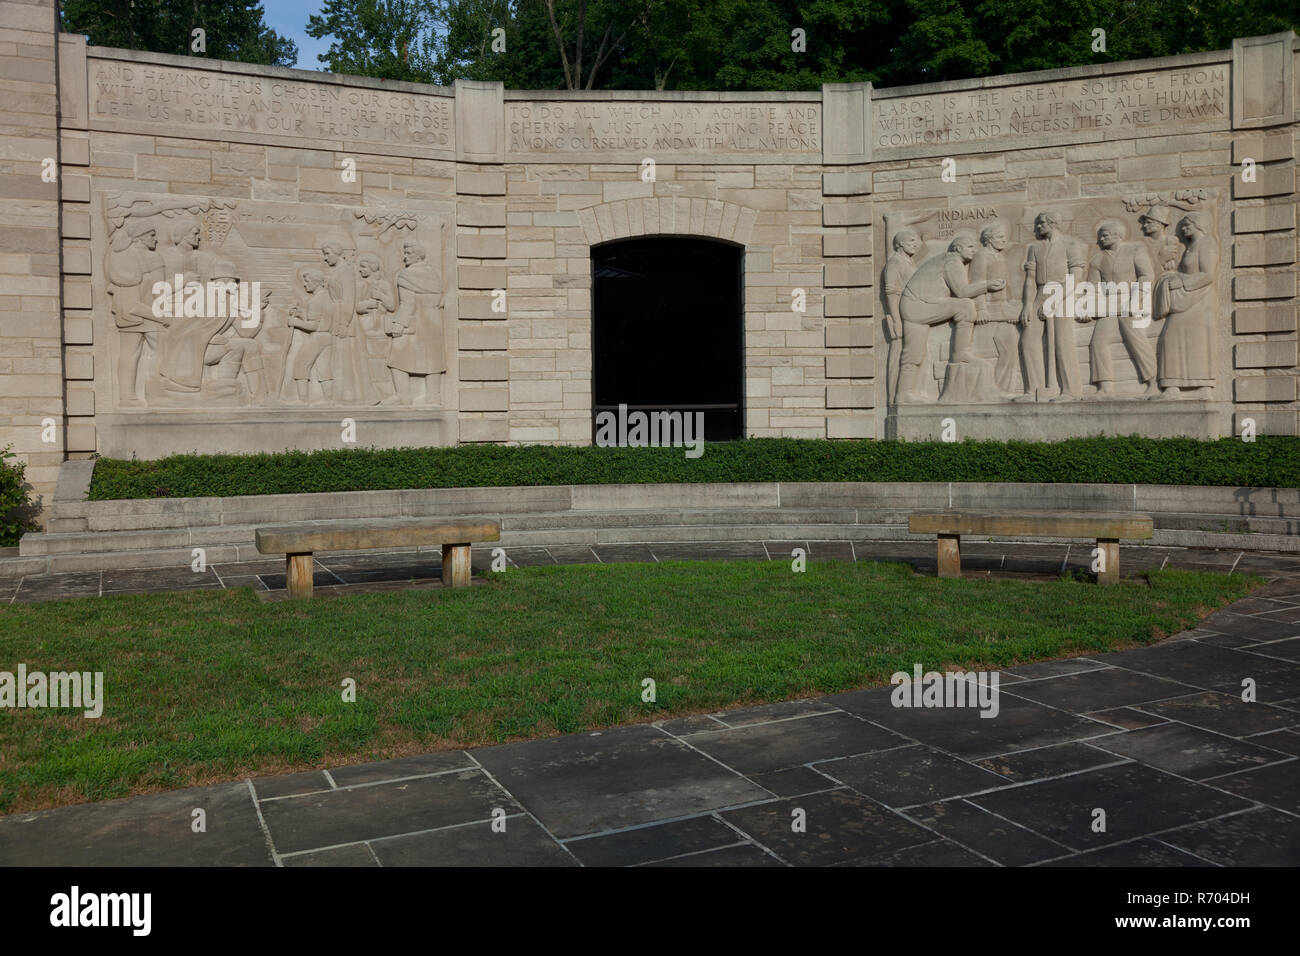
94, 193, 456, 412
875, 190, 1227, 409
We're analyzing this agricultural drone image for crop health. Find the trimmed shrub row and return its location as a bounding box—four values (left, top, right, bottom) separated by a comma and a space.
86, 436, 1300, 500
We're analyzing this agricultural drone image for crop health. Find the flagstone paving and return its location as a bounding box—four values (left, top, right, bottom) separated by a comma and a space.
5, 539, 1299, 603
1, 565, 1297, 866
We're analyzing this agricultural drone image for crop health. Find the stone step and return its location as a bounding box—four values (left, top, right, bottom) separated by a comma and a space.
1152, 511, 1300, 535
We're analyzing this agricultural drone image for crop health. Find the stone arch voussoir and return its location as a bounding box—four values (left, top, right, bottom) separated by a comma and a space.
577, 197, 759, 249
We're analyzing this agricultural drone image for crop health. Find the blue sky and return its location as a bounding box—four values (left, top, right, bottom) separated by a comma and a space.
262, 0, 332, 70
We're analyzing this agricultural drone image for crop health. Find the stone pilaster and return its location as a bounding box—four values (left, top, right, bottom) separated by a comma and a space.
0, 0, 63, 520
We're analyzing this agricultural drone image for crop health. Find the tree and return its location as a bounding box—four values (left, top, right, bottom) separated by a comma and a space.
306, 0, 443, 82
61, 0, 297, 67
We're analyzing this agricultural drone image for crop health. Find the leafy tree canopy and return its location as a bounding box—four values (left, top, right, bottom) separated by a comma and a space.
61, 0, 297, 66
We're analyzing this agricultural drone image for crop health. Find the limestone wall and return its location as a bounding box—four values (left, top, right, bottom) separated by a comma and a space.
0, 0, 1296, 518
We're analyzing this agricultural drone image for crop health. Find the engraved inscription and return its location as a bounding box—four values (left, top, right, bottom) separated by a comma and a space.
89, 60, 453, 149
507, 102, 820, 155
875, 66, 1227, 148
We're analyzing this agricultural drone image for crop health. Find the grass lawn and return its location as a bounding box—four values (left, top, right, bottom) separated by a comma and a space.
0, 559, 1259, 814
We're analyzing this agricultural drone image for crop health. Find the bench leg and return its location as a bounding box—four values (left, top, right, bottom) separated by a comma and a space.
286, 552, 314, 599
937, 534, 961, 578
442, 543, 472, 588
1096, 538, 1120, 585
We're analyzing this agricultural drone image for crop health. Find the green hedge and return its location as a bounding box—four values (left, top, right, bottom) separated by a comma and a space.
86, 436, 1300, 500
1, 446, 34, 546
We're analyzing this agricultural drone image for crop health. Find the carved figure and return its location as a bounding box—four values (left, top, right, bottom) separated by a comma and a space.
321, 241, 372, 404
1019, 210, 1087, 402
1139, 205, 1183, 275
896, 231, 1004, 404
968, 221, 1020, 397
1152, 212, 1217, 399
1084, 220, 1158, 398
283, 269, 335, 403
881, 229, 923, 405
156, 220, 226, 394
203, 272, 267, 403
356, 252, 398, 403
384, 240, 445, 406
106, 219, 167, 406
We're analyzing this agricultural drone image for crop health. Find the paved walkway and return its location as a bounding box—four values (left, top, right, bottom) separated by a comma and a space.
4, 538, 1298, 603
2, 570, 1298, 866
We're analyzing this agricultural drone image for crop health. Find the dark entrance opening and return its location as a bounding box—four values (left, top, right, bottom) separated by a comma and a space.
592, 236, 744, 443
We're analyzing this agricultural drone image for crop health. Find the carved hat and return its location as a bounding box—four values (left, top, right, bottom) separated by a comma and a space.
1139, 205, 1171, 226
126, 219, 158, 238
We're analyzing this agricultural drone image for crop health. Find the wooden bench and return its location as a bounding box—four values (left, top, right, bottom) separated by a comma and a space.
255, 517, 501, 598
907, 510, 1154, 584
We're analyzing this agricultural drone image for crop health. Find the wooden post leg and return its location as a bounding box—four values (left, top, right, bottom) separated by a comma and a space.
1096, 538, 1120, 585
442, 543, 471, 588
937, 534, 961, 578
286, 552, 314, 598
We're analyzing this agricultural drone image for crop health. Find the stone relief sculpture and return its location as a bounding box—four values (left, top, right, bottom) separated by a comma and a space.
880, 191, 1221, 406
98, 195, 451, 410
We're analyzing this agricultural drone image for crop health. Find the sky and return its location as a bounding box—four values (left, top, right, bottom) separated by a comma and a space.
261, 0, 332, 70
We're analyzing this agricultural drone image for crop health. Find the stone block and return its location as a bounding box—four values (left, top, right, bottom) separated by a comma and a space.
823, 233, 871, 257
1234, 235, 1295, 266
459, 203, 507, 227
827, 415, 872, 438
65, 386, 94, 417
1233, 166, 1294, 199
1233, 204, 1294, 233
1234, 375, 1297, 402
459, 295, 506, 319
1235, 340, 1298, 368
1235, 272, 1296, 300
457, 234, 507, 258
1232, 31, 1294, 128
822, 170, 872, 196
64, 347, 92, 380
1235, 409, 1298, 436
460, 357, 508, 380
457, 326, 508, 350
822, 82, 872, 164
824, 262, 869, 287
823, 202, 871, 227
457, 169, 507, 195
825, 323, 872, 348
825, 353, 867, 378
1234, 304, 1297, 333
459, 387, 509, 411
60, 135, 89, 166
1232, 132, 1294, 163
824, 291, 872, 318
59, 173, 89, 202
459, 264, 507, 290
826, 384, 873, 408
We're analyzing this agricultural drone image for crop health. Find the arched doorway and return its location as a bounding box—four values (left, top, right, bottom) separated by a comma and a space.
592, 236, 744, 443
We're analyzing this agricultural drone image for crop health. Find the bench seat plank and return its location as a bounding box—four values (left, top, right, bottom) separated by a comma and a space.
255, 517, 501, 556
908, 510, 1153, 540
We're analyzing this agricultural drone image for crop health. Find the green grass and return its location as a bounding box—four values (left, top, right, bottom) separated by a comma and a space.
87, 435, 1300, 499
0, 560, 1258, 814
